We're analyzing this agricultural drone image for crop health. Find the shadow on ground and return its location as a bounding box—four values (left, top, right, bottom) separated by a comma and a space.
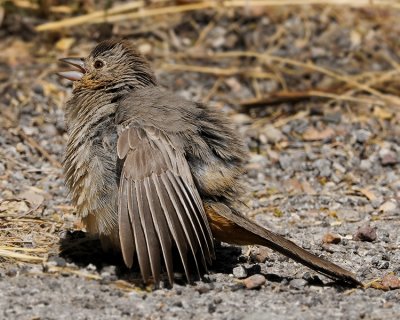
59, 231, 243, 285
59, 231, 351, 289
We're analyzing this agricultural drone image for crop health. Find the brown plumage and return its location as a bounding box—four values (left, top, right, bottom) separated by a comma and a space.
59, 40, 361, 287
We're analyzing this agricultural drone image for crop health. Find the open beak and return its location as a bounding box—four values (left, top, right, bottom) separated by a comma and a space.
58, 57, 86, 81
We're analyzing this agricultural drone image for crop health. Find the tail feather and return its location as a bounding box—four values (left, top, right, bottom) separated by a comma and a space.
206, 202, 361, 287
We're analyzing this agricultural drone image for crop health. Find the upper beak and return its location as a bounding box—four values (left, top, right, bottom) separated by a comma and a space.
58, 57, 86, 81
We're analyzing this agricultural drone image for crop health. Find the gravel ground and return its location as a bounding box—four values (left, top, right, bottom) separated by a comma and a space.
1, 3, 400, 320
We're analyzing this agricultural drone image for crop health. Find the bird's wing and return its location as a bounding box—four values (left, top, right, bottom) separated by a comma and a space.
117, 125, 214, 285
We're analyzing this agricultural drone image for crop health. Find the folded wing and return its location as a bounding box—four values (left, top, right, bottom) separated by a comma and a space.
117, 125, 214, 285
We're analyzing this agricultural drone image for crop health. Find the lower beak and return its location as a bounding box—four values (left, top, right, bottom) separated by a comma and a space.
58, 57, 85, 81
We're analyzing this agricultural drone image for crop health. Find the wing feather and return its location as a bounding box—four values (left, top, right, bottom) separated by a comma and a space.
161, 172, 200, 277
127, 180, 151, 282
118, 176, 135, 268
117, 125, 215, 285
174, 176, 212, 267
153, 173, 191, 281
136, 180, 161, 284
144, 176, 174, 284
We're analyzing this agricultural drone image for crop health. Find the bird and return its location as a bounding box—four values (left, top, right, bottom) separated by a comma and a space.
58, 39, 361, 287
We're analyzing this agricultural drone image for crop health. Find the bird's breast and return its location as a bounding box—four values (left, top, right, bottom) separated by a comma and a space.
63, 100, 119, 235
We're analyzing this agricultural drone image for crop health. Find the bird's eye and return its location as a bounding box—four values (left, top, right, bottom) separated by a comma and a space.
94, 60, 104, 69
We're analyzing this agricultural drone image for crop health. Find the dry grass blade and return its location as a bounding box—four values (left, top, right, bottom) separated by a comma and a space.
308, 91, 385, 106
91, 2, 217, 24
35, 1, 145, 31
0, 246, 47, 253
161, 63, 279, 79
0, 249, 45, 262
10, 0, 72, 14
34, 0, 400, 32
174, 51, 400, 107
239, 90, 384, 108
214, 51, 398, 104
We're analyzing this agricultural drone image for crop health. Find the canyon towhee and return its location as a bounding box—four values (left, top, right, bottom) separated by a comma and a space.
59, 40, 360, 287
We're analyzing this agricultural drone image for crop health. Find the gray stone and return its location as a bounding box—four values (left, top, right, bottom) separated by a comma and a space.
289, 278, 308, 289
232, 266, 248, 279
379, 148, 398, 165
314, 159, 332, 177
261, 124, 284, 144
354, 129, 372, 143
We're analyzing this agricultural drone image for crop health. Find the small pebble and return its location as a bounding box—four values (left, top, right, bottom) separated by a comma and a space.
231, 113, 252, 125
261, 124, 284, 144
196, 285, 210, 294
173, 301, 183, 308
208, 303, 216, 313
379, 200, 397, 213
279, 154, 292, 170
6, 268, 18, 277
243, 274, 266, 290
379, 148, 398, 166
354, 225, 377, 242
322, 233, 341, 244
232, 265, 248, 279
382, 274, 400, 290
16, 142, 26, 153
213, 297, 222, 304
49, 256, 66, 267
359, 159, 372, 171
32, 83, 44, 95
251, 247, 270, 263
138, 43, 152, 55
302, 272, 323, 285
86, 264, 97, 272
313, 159, 332, 177
354, 129, 371, 143
378, 261, 390, 270
289, 278, 308, 289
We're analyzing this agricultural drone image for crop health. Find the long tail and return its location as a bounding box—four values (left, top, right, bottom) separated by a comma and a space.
205, 202, 362, 287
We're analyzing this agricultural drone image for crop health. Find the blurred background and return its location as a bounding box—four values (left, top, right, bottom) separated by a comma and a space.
1, 1, 400, 316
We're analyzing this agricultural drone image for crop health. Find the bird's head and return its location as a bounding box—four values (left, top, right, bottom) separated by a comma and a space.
58, 40, 156, 91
